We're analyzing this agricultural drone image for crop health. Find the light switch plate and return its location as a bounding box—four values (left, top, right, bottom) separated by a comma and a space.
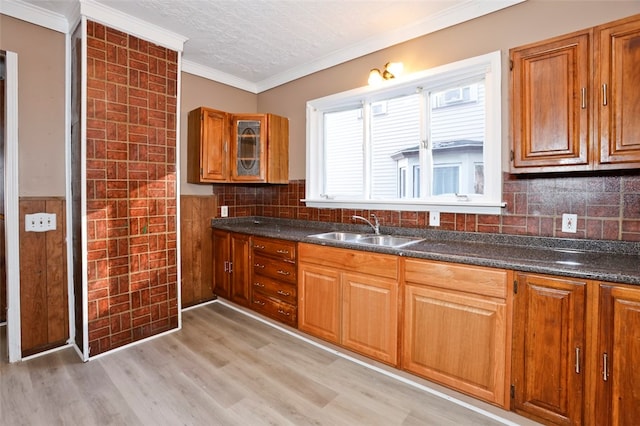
25, 213, 56, 232
429, 211, 440, 227
561, 213, 577, 233
220, 206, 228, 217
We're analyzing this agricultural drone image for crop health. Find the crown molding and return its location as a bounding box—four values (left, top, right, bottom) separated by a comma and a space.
182, 59, 258, 94
80, 0, 187, 52
254, 0, 525, 92
0, 0, 70, 33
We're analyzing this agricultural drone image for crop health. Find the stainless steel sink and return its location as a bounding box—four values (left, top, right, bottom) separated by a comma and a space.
307, 231, 367, 242
308, 232, 424, 248
355, 235, 424, 248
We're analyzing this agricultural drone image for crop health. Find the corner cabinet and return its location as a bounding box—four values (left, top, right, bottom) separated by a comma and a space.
510, 14, 640, 173
187, 107, 289, 184
402, 258, 512, 407
298, 243, 399, 366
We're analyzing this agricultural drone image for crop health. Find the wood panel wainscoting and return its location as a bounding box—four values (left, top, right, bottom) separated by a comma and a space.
180, 195, 216, 307
18, 197, 68, 356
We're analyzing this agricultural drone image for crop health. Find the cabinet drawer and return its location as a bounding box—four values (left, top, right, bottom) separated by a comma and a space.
299, 243, 398, 280
403, 258, 507, 299
253, 254, 297, 283
252, 275, 297, 305
252, 237, 296, 261
251, 292, 297, 327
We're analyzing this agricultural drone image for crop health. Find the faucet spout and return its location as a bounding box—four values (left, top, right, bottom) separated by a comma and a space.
352, 214, 380, 235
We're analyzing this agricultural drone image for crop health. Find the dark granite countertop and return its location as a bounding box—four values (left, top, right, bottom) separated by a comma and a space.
211, 216, 640, 286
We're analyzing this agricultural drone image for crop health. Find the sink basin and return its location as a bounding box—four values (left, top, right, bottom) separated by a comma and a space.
308, 232, 424, 248
355, 235, 424, 248
308, 231, 368, 242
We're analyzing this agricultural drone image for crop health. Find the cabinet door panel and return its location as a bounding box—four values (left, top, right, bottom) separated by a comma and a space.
595, 284, 640, 426
298, 263, 340, 343
230, 233, 251, 307
231, 115, 266, 182
596, 16, 640, 168
212, 230, 230, 298
342, 272, 398, 366
512, 273, 585, 425
403, 284, 507, 405
510, 32, 590, 172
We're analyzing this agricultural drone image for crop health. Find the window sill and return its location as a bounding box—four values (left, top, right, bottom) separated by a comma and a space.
302, 199, 506, 215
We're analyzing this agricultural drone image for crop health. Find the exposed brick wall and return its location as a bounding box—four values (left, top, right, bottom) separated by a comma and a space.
212, 172, 640, 242
85, 21, 178, 355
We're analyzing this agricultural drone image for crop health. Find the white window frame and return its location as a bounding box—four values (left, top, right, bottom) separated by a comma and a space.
304, 51, 505, 214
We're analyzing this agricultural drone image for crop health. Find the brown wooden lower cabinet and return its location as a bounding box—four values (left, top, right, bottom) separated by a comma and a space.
513, 274, 640, 426
593, 283, 640, 426
511, 272, 586, 425
402, 258, 511, 407
298, 243, 399, 366
250, 237, 298, 327
212, 230, 251, 307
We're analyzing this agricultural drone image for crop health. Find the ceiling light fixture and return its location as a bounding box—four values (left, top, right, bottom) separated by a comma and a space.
368, 62, 404, 85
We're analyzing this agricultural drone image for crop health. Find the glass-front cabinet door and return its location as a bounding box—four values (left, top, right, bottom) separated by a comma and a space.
232, 115, 266, 181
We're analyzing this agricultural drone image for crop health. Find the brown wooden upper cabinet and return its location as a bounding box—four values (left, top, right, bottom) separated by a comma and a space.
510, 14, 640, 173
187, 107, 289, 183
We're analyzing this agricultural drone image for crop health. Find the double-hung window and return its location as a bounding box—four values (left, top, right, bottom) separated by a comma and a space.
305, 51, 504, 214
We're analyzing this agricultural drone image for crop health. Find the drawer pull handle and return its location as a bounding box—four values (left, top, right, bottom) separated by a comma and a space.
277, 309, 290, 316
276, 290, 290, 296
603, 352, 609, 382
276, 249, 289, 254
254, 244, 265, 249
575, 347, 580, 374
253, 282, 265, 288
580, 87, 586, 109
602, 83, 608, 106
277, 270, 291, 276
253, 300, 265, 306
254, 263, 265, 269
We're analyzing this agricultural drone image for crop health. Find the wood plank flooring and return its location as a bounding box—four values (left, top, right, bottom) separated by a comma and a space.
0, 302, 539, 425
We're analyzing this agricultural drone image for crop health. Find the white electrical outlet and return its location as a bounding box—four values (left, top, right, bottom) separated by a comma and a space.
220, 206, 229, 217
25, 213, 57, 232
561, 213, 578, 233
429, 211, 440, 227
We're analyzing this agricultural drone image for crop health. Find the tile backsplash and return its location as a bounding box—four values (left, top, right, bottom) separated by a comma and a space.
212, 172, 640, 242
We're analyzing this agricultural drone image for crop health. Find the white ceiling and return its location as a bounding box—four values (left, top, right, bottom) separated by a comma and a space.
5, 0, 524, 92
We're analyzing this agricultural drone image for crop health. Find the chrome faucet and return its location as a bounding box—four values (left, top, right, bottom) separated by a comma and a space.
352, 214, 380, 235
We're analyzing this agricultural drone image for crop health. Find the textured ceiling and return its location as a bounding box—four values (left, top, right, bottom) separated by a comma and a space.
11, 0, 523, 92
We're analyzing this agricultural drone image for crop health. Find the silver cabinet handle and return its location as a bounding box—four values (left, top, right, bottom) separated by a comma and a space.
277, 270, 290, 276
277, 309, 290, 317
276, 249, 289, 254
253, 282, 264, 288
254, 263, 265, 269
575, 347, 580, 374
253, 300, 265, 306
581, 87, 586, 109
602, 84, 608, 106
276, 290, 290, 296
253, 244, 265, 249
603, 352, 609, 381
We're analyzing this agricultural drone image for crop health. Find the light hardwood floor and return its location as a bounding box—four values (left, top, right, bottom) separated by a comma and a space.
0, 302, 539, 425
